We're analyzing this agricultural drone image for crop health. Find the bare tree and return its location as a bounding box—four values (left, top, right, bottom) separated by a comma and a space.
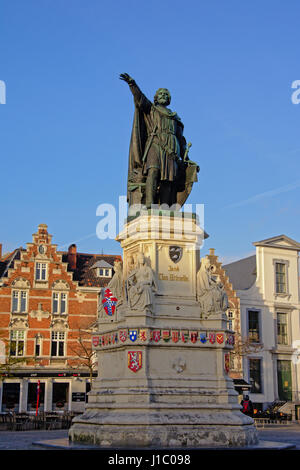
231, 333, 263, 358
68, 323, 97, 384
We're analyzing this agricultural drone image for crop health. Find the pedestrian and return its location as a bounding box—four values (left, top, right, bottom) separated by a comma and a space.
241, 395, 254, 417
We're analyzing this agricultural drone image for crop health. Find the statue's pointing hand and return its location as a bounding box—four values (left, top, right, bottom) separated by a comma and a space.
120, 73, 135, 85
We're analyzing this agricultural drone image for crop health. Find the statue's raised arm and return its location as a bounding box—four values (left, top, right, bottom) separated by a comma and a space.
120, 72, 151, 111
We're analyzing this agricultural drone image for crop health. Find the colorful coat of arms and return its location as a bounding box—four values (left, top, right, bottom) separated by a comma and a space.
103, 334, 111, 346
102, 288, 118, 316
152, 330, 161, 342
172, 330, 179, 343
162, 330, 170, 342
92, 336, 99, 347
119, 329, 127, 342
226, 334, 235, 346
129, 330, 138, 342
128, 351, 142, 373
200, 333, 207, 344
209, 333, 216, 344
216, 333, 224, 344
111, 332, 118, 344
190, 331, 198, 343
181, 330, 189, 343
139, 329, 147, 341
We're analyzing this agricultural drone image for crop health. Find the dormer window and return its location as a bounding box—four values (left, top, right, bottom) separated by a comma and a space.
91, 260, 114, 278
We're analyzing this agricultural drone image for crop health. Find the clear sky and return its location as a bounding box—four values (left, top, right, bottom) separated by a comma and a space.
1, 0, 300, 263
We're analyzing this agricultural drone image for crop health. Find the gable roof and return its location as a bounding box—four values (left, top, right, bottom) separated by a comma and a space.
61, 252, 122, 288
91, 260, 114, 269
253, 234, 300, 251
223, 255, 257, 291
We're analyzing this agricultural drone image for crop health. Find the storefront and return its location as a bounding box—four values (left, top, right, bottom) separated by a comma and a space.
0, 371, 96, 413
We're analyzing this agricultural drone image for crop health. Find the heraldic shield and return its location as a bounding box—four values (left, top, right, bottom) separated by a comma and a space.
128, 351, 142, 373
102, 288, 118, 316
169, 246, 183, 264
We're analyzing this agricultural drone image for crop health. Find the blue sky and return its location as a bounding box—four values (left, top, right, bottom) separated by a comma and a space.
1, 0, 300, 263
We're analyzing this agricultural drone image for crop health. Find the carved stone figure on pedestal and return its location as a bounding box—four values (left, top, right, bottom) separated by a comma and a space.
108, 260, 124, 307
126, 252, 157, 313
196, 257, 228, 318
120, 73, 199, 209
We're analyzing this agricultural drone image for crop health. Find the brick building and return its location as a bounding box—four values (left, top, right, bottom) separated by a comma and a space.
204, 249, 249, 396
0, 224, 121, 413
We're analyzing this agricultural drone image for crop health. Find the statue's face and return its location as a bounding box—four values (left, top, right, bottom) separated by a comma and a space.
137, 253, 145, 265
154, 88, 171, 106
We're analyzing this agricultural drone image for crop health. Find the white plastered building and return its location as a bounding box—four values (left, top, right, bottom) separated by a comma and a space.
224, 235, 300, 417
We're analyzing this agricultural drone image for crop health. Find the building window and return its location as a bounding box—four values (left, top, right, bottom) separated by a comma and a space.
35, 262, 47, 281
35, 335, 43, 356
248, 310, 260, 343
99, 268, 111, 277
249, 358, 262, 393
277, 313, 288, 345
10, 330, 25, 356
51, 331, 65, 357
275, 262, 287, 294
227, 311, 234, 330
12, 290, 28, 313
52, 292, 67, 314
52, 382, 69, 411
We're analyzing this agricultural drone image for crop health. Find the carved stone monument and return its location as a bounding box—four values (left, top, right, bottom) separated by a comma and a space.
69, 76, 258, 448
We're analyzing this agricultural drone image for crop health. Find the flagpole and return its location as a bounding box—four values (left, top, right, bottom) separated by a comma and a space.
35, 380, 40, 417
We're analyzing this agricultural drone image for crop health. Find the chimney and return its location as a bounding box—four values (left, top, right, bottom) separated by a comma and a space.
0, 244, 2, 259
68, 244, 77, 270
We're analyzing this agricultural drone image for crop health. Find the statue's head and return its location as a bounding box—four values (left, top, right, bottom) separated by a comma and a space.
114, 260, 122, 271
154, 88, 171, 106
137, 252, 145, 265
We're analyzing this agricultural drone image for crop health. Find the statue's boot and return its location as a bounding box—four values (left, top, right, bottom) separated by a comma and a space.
159, 181, 176, 207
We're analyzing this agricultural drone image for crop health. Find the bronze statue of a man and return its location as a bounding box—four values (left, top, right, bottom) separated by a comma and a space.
120, 73, 198, 209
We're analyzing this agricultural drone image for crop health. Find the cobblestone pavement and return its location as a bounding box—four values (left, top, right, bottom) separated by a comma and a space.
0, 429, 68, 450
257, 424, 300, 450
0, 426, 300, 450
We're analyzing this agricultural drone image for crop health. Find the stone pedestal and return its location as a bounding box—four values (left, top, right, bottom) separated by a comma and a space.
69, 212, 258, 447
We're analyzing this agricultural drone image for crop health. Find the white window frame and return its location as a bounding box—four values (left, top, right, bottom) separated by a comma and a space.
277, 312, 289, 346
10, 330, 25, 357
273, 259, 290, 295
12, 290, 28, 313
51, 331, 66, 357
98, 268, 112, 277
35, 335, 43, 356
247, 308, 261, 344
35, 262, 48, 281
52, 292, 68, 314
